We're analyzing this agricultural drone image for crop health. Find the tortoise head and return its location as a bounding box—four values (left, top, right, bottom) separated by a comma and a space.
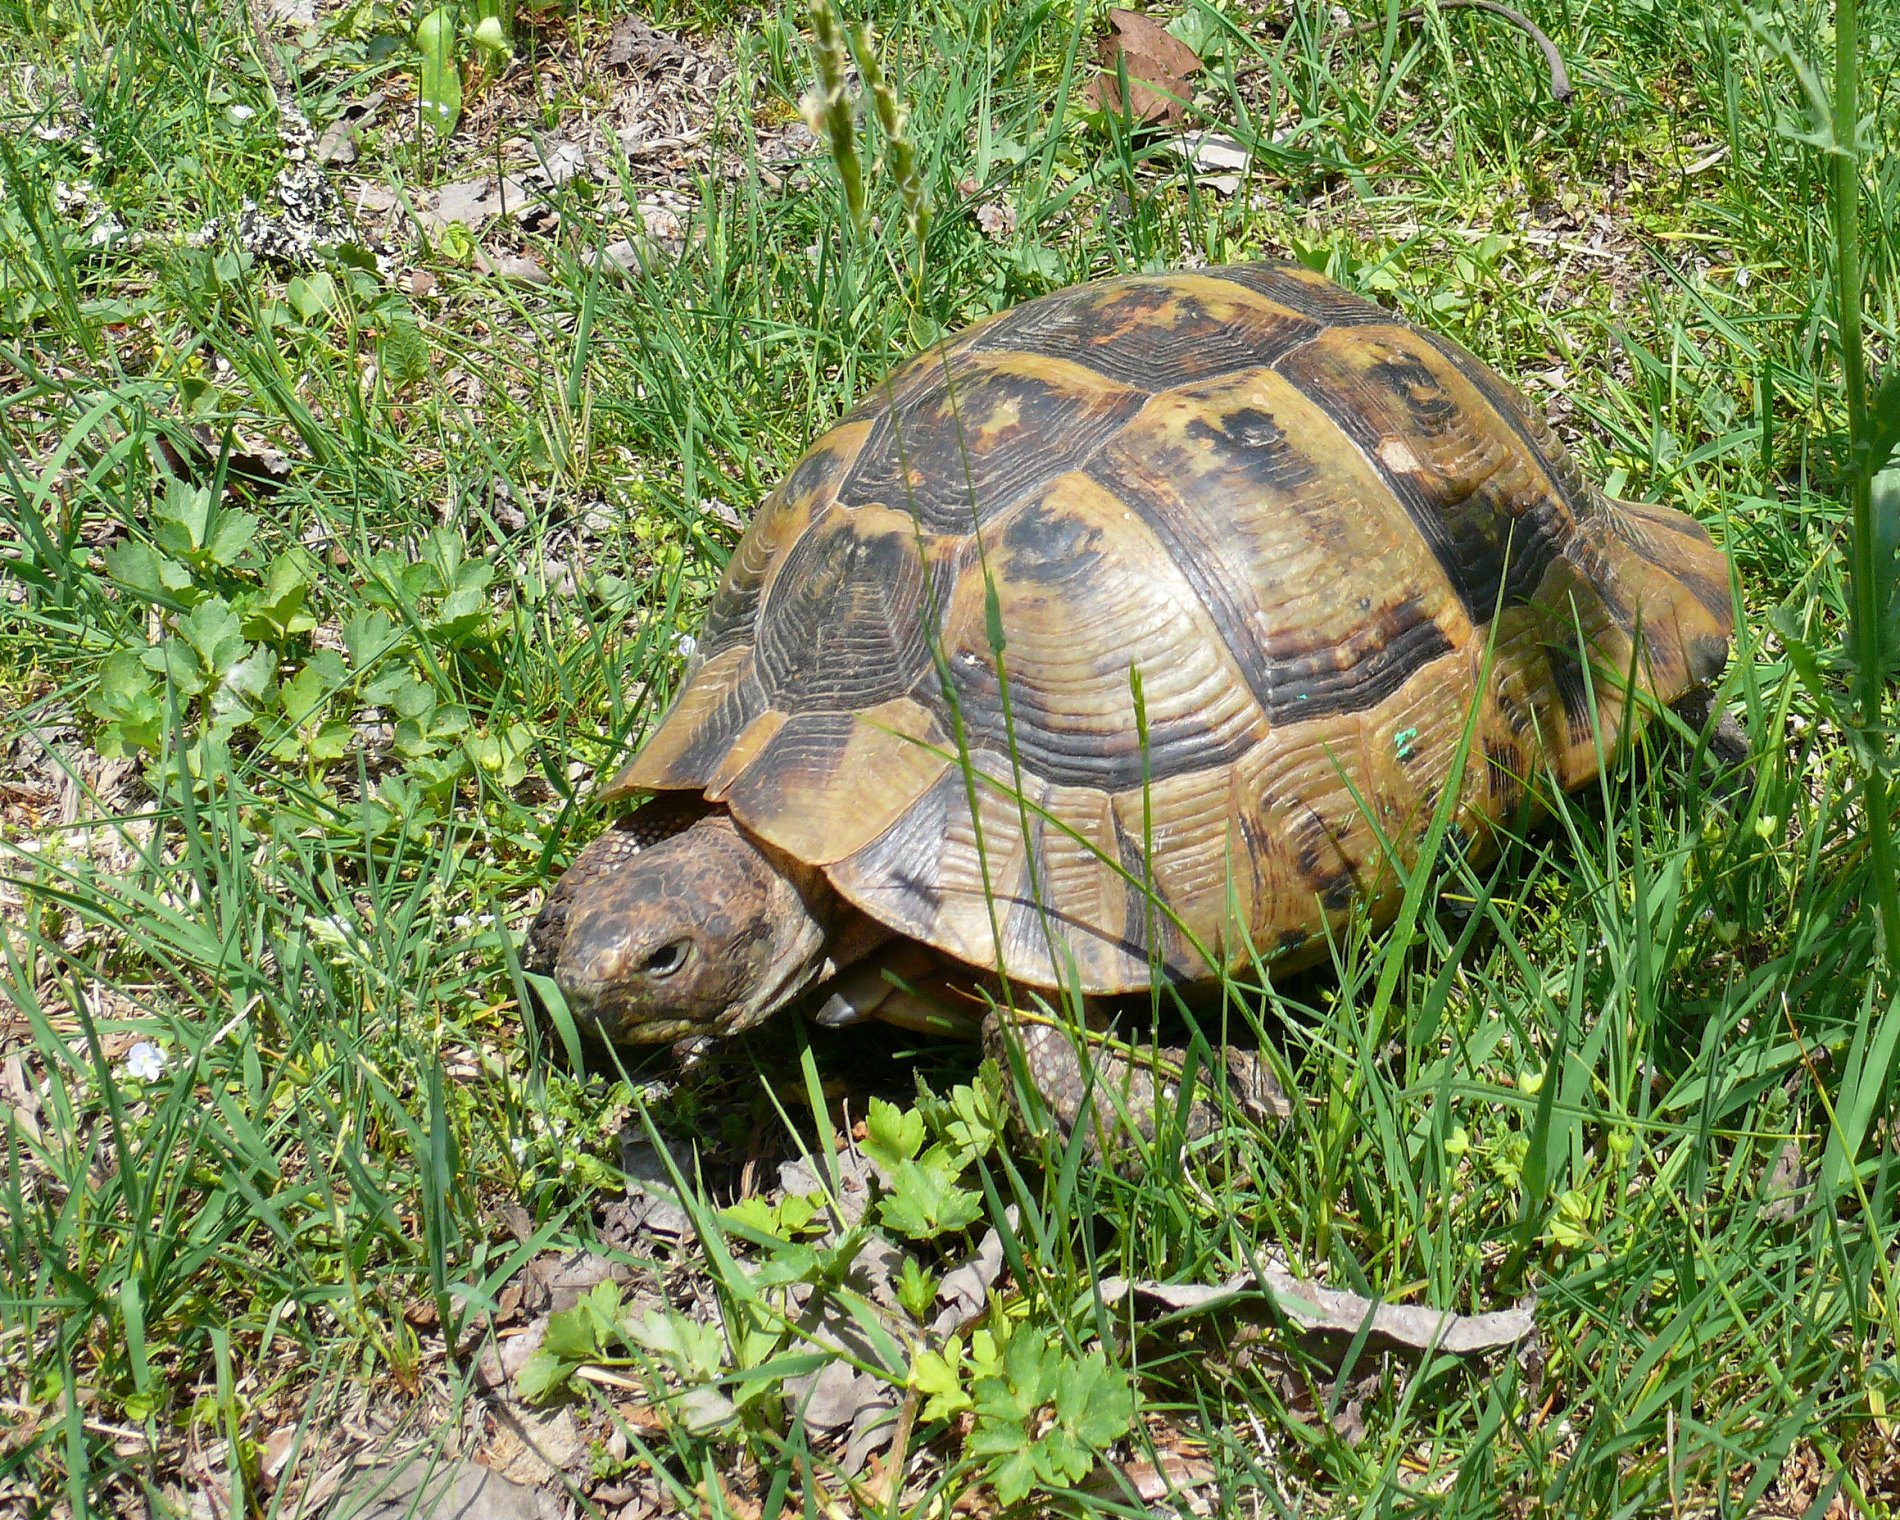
529, 807, 839, 1045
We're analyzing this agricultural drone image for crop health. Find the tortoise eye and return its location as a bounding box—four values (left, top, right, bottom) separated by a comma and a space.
642, 940, 692, 978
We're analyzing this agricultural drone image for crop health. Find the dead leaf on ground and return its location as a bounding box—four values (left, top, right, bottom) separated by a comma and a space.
413, 174, 541, 236
482, 1405, 585, 1490
332, 1454, 563, 1520
314, 92, 385, 167
1761, 1140, 1813, 1224
479, 252, 552, 286
1085, 1452, 1217, 1509
149, 424, 292, 497
930, 1221, 1008, 1337
975, 201, 1018, 240
1100, 1267, 1536, 1355
533, 134, 589, 187
1083, 9, 1203, 126
1159, 129, 1252, 194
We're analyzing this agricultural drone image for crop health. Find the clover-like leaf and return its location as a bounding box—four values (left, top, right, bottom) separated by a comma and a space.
625, 1307, 725, 1383
342, 608, 403, 669
102, 539, 195, 603
176, 598, 248, 676
465, 721, 532, 787
241, 550, 319, 644
1056, 1348, 1134, 1450
211, 644, 279, 729
278, 652, 348, 726
515, 1346, 576, 1403
863, 1096, 925, 1170
153, 478, 257, 571
910, 1338, 971, 1423
878, 1147, 982, 1240
89, 650, 167, 758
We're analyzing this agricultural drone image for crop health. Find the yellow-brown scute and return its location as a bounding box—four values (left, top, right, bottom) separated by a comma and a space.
600, 262, 1737, 998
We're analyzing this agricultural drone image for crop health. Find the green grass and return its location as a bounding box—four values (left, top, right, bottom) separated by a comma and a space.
2, 0, 1899, 1512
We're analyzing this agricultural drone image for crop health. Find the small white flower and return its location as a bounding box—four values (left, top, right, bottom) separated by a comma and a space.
227, 104, 255, 122
510, 1136, 529, 1163
676, 633, 698, 659
124, 1042, 166, 1081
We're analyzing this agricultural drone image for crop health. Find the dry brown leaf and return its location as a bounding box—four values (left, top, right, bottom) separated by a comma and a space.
1761, 1140, 1812, 1223
975, 201, 1018, 240
1088, 1453, 1217, 1508
1159, 129, 1252, 194
1082, 9, 1203, 126
414, 174, 540, 235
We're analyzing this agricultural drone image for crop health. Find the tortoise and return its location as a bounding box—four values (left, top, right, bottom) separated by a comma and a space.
527, 262, 1734, 1123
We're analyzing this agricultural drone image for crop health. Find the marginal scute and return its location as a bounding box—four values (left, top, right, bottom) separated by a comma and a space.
1110, 763, 1256, 971
749, 504, 941, 712
609, 646, 762, 799
718, 697, 951, 865
1210, 263, 1391, 324
599, 262, 1737, 997
700, 425, 865, 660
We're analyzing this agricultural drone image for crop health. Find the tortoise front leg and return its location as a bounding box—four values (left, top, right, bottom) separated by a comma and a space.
811, 941, 987, 1039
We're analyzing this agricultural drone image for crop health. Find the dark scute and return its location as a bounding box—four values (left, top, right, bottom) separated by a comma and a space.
746, 709, 857, 772
1484, 739, 1525, 813
1275, 928, 1309, 956
1545, 644, 1598, 745
1293, 819, 1329, 881
1211, 263, 1389, 324
1667, 559, 1734, 625
1427, 336, 1596, 524
839, 362, 1146, 533
1176, 404, 1319, 500
781, 441, 849, 508
1319, 871, 1356, 910
1205, 405, 1288, 452
1264, 597, 1455, 722
970, 278, 1318, 390
1366, 355, 1462, 433
753, 519, 939, 712
998, 492, 1107, 577
698, 588, 757, 661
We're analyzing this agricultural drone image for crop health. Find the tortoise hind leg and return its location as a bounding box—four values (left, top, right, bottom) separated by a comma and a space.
1670, 684, 1757, 797
983, 1006, 1289, 1164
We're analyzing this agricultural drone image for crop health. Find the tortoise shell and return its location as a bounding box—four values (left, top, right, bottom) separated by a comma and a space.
603, 263, 1733, 993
